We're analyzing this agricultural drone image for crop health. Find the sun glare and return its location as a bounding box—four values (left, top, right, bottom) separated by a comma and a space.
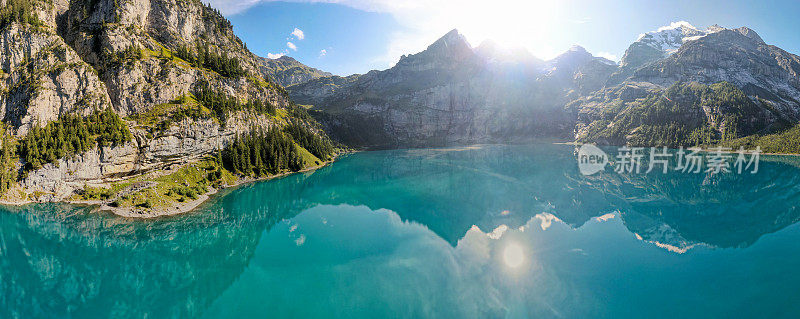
453, 0, 558, 57
503, 242, 525, 268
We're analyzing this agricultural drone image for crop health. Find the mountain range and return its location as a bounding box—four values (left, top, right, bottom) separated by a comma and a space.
277, 21, 800, 151
286, 30, 615, 147
3, 0, 800, 209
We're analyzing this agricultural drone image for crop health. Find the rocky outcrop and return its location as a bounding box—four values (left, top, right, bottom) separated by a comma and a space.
0, 0, 324, 203
21, 114, 276, 201
0, 24, 110, 136
60, 0, 288, 116
607, 22, 713, 86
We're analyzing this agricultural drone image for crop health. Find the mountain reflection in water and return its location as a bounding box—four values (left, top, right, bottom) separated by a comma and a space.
3, 144, 800, 318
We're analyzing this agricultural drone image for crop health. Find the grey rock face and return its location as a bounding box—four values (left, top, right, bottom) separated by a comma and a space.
292, 30, 610, 148
2, 0, 306, 202
607, 22, 710, 86
287, 74, 360, 106
572, 25, 800, 147
632, 28, 800, 121
0, 24, 110, 136
22, 113, 277, 200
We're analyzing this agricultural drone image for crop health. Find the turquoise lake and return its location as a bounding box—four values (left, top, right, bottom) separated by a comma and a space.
3, 143, 800, 318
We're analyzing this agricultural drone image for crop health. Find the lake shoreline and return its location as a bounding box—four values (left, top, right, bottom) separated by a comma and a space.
100, 155, 342, 219
0, 154, 345, 219
4, 142, 797, 218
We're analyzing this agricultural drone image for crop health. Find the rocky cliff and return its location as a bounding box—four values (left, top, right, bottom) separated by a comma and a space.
283, 23, 800, 151
290, 29, 614, 148
607, 21, 712, 86
572, 25, 800, 147
0, 0, 333, 208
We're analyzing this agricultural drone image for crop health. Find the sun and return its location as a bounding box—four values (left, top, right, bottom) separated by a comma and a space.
453, 0, 558, 55
503, 242, 525, 268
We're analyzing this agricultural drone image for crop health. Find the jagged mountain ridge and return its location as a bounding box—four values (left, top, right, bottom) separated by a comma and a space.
278, 22, 800, 150
632, 27, 800, 117
573, 25, 800, 147
288, 29, 614, 148
607, 21, 716, 85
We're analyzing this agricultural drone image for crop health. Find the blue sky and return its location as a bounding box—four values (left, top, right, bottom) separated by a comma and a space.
215, 0, 800, 76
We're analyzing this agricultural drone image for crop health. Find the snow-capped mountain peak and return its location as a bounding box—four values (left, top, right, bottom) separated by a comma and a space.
707, 24, 726, 33
635, 21, 707, 55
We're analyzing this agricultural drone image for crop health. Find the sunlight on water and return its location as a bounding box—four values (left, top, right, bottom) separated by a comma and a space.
4, 144, 800, 318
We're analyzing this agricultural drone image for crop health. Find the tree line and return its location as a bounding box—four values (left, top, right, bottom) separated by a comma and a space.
201, 2, 233, 33
18, 109, 132, 174
175, 44, 246, 78
221, 128, 303, 177
193, 81, 276, 123
0, 127, 15, 193
283, 121, 334, 160
0, 0, 42, 30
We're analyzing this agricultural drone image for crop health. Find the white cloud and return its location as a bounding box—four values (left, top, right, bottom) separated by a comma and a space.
656, 21, 698, 32
292, 28, 305, 40
319, 49, 327, 57
265, 29, 303, 58
596, 51, 619, 62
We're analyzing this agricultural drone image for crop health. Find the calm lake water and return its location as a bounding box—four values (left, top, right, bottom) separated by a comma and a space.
3, 144, 800, 318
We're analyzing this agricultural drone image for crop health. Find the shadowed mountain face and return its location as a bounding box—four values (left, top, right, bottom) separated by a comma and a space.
280, 23, 800, 152
287, 30, 615, 149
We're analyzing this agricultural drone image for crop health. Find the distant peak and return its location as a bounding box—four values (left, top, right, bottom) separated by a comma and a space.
707, 24, 725, 33
276, 55, 297, 62
444, 28, 460, 37
556, 45, 591, 59
656, 21, 700, 33
734, 26, 765, 44
427, 29, 471, 51
637, 21, 705, 42
569, 45, 588, 53
631, 21, 707, 56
